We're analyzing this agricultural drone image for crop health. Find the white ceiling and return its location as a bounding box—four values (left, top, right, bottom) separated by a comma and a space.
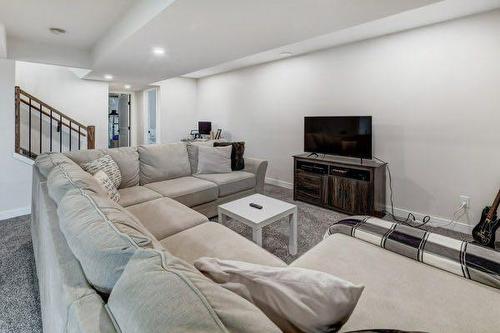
85, 0, 441, 87
1, 0, 500, 90
0, 0, 134, 48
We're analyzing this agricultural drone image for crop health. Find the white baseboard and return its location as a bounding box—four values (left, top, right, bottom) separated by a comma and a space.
265, 177, 293, 189
386, 205, 473, 234
0, 206, 31, 221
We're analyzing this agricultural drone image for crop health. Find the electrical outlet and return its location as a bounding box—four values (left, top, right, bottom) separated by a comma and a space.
460, 195, 470, 209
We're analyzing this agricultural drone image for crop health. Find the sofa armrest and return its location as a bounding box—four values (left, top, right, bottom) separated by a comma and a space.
244, 158, 268, 193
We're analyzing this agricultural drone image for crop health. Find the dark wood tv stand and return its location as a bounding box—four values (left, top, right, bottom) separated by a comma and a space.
293, 153, 386, 217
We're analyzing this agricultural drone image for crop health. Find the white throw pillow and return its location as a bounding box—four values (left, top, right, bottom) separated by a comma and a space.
81, 154, 122, 188
196, 145, 232, 174
194, 257, 364, 333
93, 170, 120, 202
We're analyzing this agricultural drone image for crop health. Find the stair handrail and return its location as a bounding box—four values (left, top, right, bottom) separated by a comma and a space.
15, 86, 95, 158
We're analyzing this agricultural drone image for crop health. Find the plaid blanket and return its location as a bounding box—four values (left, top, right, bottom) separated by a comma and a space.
325, 216, 500, 289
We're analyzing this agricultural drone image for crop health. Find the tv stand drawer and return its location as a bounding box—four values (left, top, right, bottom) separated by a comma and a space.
294, 170, 324, 205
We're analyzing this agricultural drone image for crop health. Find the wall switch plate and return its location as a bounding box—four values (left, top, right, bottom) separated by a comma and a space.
460, 195, 470, 209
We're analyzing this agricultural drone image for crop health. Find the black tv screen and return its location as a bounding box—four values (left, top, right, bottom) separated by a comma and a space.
304, 116, 372, 159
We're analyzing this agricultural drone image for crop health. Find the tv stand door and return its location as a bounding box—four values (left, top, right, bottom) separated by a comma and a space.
326, 175, 372, 215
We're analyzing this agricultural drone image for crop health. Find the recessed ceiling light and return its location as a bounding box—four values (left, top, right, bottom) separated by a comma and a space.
279, 51, 293, 57
49, 27, 66, 35
152, 47, 165, 56
124, 84, 131, 89
104, 74, 113, 80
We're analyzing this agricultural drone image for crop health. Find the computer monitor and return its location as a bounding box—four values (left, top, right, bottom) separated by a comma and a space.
198, 121, 212, 135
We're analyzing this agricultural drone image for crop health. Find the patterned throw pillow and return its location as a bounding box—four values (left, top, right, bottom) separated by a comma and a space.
93, 170, 120, 202
214, 142, 245, 170
81, 155, 122, 188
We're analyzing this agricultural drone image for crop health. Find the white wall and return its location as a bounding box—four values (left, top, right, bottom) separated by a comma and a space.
0, 61, 109, 219
135, 90, 145, 145
0, 59, 32, 219
156, 78, 198, 143
195, 10, 500, 227
16, 61, 109, 149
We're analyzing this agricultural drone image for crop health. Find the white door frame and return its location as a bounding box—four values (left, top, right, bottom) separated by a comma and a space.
143, 87, 160, 144
110, 91, 137, 146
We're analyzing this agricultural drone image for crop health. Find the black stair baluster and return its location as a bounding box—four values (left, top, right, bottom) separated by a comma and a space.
78, 125, 81, 150
59, 115, 63, 152
39, 103, 42, 155
69, 120, 72, 151
29, 98, 32, 157
50, 110, 53, 152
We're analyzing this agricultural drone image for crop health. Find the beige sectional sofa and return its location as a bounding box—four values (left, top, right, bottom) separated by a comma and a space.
31, 143, 500, 333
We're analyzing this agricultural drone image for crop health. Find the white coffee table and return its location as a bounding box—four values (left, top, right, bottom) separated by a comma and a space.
217, 194, 298, 255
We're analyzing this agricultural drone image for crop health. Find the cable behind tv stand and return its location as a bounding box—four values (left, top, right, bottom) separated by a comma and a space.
293, 153, 386, 217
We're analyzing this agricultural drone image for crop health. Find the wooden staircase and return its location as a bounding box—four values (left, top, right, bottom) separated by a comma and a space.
15, 86, 95, 160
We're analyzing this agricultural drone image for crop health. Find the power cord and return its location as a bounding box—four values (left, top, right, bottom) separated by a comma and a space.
374, 156, 469, 236
373, 156, 431, 229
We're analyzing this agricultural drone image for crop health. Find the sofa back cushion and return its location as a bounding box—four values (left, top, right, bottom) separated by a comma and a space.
138, 143, 191, 185
35, 152, 78, 178
196, 145, 232, 174
102, 147, 140, 188
186, 141, 216, 174
107, 249, 281, 333
65, 149, 104, 165
57, 189, 161, 293
47, 160, 106, 203
65, 148, 140, 189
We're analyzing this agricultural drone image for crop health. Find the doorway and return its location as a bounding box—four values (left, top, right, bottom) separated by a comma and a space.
144, 88, 159, 144
108, 93, 131, 148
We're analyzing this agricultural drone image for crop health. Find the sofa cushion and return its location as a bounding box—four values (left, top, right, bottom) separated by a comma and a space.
104, 146, 140, 188
126, 197, 208, 241
195, 171, 256, 197
117, 186, 162, 207
290, 233, 500, 333
65, 149, 104, 165
107, 249, 281, 333
186, 141, 217, 174
144, 176, 218, 207
57, 189, 161, 293
35, 152, 75, 177
196, 145, 232, 174
138, 143, 191, 185
161, 222, 286, 267
47, 160, 106, 203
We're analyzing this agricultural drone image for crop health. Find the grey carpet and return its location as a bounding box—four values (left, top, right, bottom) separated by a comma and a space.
0, 216, 42, 333
0, 183, 473, 332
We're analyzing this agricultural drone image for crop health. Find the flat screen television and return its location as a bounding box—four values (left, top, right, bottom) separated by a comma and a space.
304, 116, 372, 159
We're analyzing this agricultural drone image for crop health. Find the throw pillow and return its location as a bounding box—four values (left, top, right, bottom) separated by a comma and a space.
93, 170, 120, 202
196, 145, 232, 174
214, 141, 245, 170
81, 155, 122, 188
106, 249, 282, 333
194, 257, 365, 333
